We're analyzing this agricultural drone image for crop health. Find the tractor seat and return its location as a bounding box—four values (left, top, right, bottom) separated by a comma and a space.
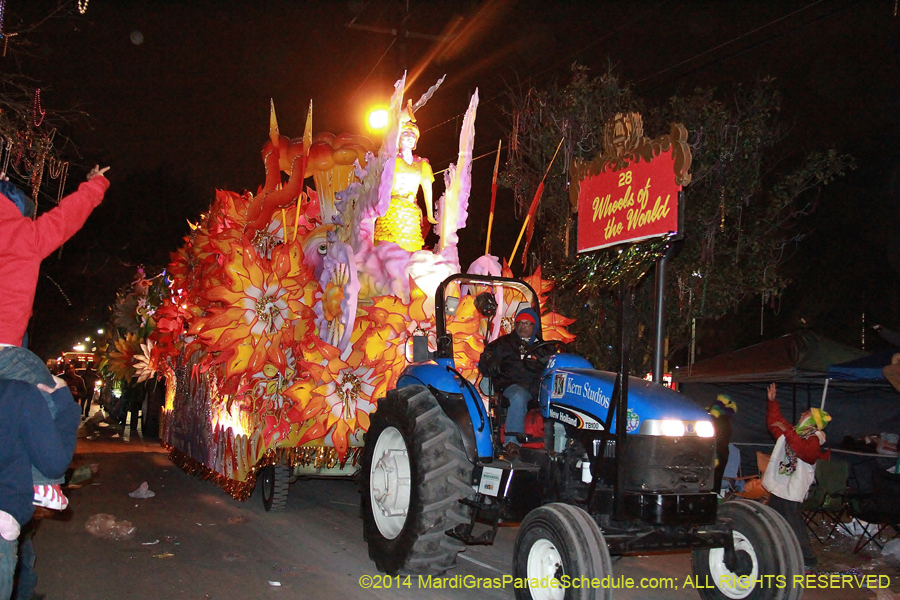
480, 376, 544, 449
499, 419, 544, 449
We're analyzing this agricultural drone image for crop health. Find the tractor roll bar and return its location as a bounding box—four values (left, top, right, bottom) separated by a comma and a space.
433, 274, 540, 360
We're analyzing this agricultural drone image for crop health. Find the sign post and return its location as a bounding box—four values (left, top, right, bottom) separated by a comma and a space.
570, 116, 692, 381
570, 115, 692, 521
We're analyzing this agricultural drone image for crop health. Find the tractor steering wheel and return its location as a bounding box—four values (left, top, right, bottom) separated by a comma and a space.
524, 339, 568, 362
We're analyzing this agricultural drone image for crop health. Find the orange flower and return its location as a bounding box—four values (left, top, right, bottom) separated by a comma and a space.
286, 343, 381, 459
313, 352, 380, 458
190, 240, 318, 385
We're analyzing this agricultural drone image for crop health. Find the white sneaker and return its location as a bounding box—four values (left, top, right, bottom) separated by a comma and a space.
33, 484, 69, 511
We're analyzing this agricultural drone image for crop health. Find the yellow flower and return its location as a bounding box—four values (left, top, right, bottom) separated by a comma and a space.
105, 334, 140, 382
190, 240, 317, 385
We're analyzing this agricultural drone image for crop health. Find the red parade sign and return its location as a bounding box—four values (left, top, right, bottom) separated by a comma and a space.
576, 147, 682, 253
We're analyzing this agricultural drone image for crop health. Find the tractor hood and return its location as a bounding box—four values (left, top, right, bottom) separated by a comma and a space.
540, 362, 711, 435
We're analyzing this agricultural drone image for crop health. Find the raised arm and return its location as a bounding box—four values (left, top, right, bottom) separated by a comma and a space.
766, 383, 789, 439
30, 166, 110, 258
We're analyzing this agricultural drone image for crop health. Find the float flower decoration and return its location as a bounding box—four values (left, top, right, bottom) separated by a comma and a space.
100, 270, 172, 384
309, 346, 380, 458
280, 322, 383, 459
236, 354, 305, 448
134, 339, 158, 383
281, 293, 425, 460
104, 333, 141, 382
187, 198, 247, 291
150, 296, 198, 364
189, 237, 319, 395
175, 190, 256, 300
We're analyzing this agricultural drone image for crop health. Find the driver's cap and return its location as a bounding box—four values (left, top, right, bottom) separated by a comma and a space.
515, 307, 537, 324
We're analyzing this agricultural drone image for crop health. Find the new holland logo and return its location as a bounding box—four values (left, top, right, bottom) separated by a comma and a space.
549, 406, 582, 428
547, 405, 604, 431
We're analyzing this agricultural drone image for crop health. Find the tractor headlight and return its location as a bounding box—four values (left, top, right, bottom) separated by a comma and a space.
660, 419, 685, 437
638, 418, 712, 436
694, 420, 715, 438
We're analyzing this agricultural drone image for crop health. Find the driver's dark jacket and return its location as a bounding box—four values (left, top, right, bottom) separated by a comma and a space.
478, 332, 553, 397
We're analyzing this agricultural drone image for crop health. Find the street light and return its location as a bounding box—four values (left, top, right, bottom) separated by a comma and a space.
73, 344, 85, 352
97, 329, 104, 335
367, 108, 389, 134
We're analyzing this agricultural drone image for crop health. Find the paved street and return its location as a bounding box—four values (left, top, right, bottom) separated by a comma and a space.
20, 418, 896, 600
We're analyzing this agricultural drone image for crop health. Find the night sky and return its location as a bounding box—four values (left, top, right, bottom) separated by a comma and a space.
8, 0, 899, 360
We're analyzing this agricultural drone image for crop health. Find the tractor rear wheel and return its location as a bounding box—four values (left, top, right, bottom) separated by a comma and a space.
360, 384, 473, 575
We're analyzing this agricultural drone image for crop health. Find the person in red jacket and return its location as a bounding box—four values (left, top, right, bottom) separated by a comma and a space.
0, 165, 110, 346
0, 165, 110, 511
764, 382, 830, 567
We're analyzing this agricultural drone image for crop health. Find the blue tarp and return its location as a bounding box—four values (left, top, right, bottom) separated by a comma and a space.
826, 349, 899, 381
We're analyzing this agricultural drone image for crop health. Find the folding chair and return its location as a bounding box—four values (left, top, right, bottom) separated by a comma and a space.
801, 459, 851, 543
721, 444, 750, 497
848, 468, 900, 553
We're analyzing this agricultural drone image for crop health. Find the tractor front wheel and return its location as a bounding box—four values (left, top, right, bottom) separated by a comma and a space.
692, 499, 803, 600
512, 503, 613, 600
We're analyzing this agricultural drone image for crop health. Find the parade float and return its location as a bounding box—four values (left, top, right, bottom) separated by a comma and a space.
102, 74, 575, 501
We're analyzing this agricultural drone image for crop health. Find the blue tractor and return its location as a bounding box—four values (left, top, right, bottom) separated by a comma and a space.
360, 274, 802, 600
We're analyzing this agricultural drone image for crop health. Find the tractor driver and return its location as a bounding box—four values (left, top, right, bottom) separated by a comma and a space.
478, 307, 554, 458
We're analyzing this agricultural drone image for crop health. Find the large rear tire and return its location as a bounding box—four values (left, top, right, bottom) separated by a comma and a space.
513, 503, 613, 600
360, 385, 473, 575
259, 463, 291, 512
692, 499, 803, 600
